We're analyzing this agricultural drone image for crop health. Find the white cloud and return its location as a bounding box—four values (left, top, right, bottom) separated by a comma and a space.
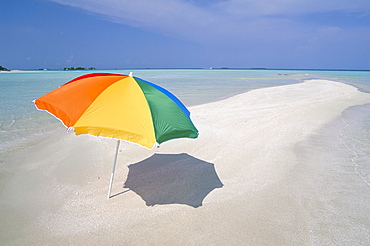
48, 0, 370, 47
49, 0, 218, 41
216, 0, 370, 17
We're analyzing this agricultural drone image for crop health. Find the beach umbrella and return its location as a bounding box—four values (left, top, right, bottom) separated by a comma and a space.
34, 73, 198, 198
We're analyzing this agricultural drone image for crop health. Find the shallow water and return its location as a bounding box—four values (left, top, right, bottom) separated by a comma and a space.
292, 104, 370, 244
338, 104, 370, 185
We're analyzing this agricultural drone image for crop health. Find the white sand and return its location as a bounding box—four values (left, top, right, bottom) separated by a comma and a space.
1, 79, 370, 245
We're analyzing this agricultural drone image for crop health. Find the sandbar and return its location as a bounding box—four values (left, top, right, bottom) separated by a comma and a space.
1, 79, 370, 245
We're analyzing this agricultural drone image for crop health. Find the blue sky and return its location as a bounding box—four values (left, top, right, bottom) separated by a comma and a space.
1, 0, 370, 70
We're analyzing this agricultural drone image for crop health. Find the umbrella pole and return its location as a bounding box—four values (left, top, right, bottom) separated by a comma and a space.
107, 139, 120, 199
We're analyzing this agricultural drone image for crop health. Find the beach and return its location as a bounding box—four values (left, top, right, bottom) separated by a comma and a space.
1, 77, 370, 245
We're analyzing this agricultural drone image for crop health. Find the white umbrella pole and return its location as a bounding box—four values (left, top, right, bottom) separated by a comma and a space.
107, 139, 120, 199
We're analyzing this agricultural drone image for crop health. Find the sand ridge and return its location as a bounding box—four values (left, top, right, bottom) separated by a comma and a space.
1, 79, 370, 245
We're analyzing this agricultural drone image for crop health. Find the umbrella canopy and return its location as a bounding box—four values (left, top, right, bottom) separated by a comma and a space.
34, 73, 198, 148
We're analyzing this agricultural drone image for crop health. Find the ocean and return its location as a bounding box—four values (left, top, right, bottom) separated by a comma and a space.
0, 69, 369, 183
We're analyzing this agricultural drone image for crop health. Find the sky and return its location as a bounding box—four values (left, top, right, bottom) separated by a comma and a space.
1, 0, 370, 70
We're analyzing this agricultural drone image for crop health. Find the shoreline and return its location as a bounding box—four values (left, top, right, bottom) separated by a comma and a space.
1, 79, 370, 245
2, 68, 370, 72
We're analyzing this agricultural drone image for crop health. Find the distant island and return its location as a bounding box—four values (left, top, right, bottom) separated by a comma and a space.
35, 67, 96, 71
63, 67, 96, 71
0, 66, 10, 71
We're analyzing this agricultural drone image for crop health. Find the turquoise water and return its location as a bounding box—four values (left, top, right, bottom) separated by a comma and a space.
0, 69, 369, 184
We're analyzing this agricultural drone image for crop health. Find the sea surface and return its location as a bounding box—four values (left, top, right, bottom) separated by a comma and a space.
0, 69, 369, 185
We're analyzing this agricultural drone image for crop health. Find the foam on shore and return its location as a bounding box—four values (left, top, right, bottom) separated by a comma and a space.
1, 79, 370, 245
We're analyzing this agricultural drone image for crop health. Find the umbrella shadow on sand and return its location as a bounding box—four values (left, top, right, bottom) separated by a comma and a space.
123, 153, 223, 208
